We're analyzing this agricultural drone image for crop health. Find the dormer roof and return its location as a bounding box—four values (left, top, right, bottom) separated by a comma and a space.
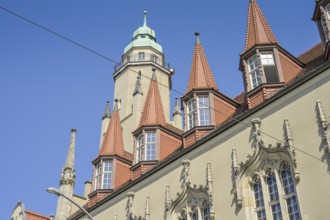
138, 68, 167, 127
98, 100, 126, 158
243, 0, 278, 54
185, 33, 218, 94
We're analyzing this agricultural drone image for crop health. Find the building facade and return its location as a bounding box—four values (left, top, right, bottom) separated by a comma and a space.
48, 1, 330, 220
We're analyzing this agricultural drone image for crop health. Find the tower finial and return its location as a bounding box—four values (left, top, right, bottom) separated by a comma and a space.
195, 32, 200, 44
143, 11, 147, 26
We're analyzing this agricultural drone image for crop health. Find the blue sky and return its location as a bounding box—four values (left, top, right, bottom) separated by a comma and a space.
0, 0, 319, 219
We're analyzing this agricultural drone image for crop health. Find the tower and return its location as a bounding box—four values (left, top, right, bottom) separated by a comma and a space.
239, 0, 304, 109
113, 11, 174, 152
55, 129, 76, 220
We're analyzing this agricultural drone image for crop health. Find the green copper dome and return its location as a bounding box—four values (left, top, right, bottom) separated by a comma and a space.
124, 11, 163, 54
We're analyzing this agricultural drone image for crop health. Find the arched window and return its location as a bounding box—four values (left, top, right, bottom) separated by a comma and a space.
266, 170, 283, 220
252, 175, 266, 220
192, 208, 198, 220
202, 203, 211, 220
280, 163, 301, 220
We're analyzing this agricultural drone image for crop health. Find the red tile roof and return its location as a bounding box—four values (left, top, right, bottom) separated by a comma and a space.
139, 70, 167, 127
98, 101, 126, 158
243, 0, 278, 53
186, 33, 218, 94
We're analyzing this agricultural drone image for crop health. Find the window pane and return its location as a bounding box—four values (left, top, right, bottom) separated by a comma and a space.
187, 99, 196, 129
102, 161, 112, 189
267, 174, 279, 201
271, 203, 283, 220
261, 52, 275, 65
281, 168, 295, 195
203, 206, 210, 220
253, 179, 266, 220
145, 132, 156, 160
257, 210, 266, 220
197, 96, 210, 126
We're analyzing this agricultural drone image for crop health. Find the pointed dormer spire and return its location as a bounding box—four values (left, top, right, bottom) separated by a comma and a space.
138, 68, 166, 127
133, 71, 143, 96
98, 99, 125, 157
143, 11, 147, 27
103, 101, 111, 119
186, 32, 218, 94
243, 0, 278, 53
65, 128, 76, 169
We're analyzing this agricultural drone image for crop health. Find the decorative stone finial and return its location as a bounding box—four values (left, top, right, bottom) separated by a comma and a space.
173, 98, 182, 116
145, 197, 150, 220
133, 71, 143, 96
195, 32, 200, 44
103, 101, 111, 118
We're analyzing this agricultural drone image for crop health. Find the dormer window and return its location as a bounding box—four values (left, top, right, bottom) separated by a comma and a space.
93, 160, 113, 190
187, 98, 196, 130
247, 54, 262, 89
186, 96, 211, 130
247, 52, 279, 89
145, 131, 156, 160
135, 131, 157, 163
197, 95, 211, 126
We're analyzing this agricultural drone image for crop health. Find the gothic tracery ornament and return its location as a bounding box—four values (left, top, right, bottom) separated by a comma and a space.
164, 161, 215, 220
316, 100, 329, 151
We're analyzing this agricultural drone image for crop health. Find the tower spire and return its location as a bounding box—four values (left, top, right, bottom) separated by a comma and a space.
55, 129, 76, 220
243, 0, 278, 53
98, 99, 126, 158
139, 68, 166, 127
143, 11, 147, 27
186, 32, 218, 94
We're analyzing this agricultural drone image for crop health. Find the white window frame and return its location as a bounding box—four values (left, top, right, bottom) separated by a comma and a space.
197, 95, 211, 126
145, 131, 156, 161
136, 134, 143, 163
102, 160, 113, 189
247, 54, 262, 89
94, 164, 102, 190
187, 98, 196, 130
